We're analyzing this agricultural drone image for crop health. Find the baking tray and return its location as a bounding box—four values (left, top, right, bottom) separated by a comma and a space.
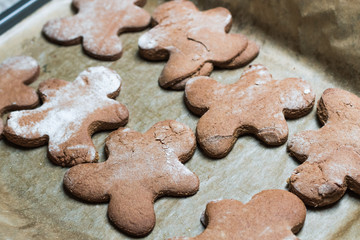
0, 0, 359, 239
0, 0, 51, 35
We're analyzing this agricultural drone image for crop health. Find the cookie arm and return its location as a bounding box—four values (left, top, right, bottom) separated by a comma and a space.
203, 7, 233, 31
185, 77, 221, 116
217, 40, 259, 69
88, 102, 129, 131
42, 17, 83, 45
63, 162, 110, 202
287, 126, 336, 163
0, 83, 39, 115
38, 79, 69, 102
4, 86, 39, 110
278, 78, 315, 119
287, 130, 318, 162
120, 5, 151, 31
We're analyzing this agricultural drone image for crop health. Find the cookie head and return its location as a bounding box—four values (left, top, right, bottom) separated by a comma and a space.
64, 120, 199, 236
4, 66, 129, 167
151, 120, 196, 162
288, 88, 360, 207
185, 64, 315, 158
170, 189, 306, 239
75, 66, 122, 97
0, 56, 39, 137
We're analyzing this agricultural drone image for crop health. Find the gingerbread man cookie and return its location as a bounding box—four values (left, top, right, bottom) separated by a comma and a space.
185, 64, 315, 158
170, 190, 306, 240
0, 56, 39, 137
4, 66, 129, 167
63, 120, 199, 237
288, 88, 360, 207
138, 0, 259, 90
43, 0, 151, 60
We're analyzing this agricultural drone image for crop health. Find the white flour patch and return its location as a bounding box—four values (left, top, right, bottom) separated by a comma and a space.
7, 67, 121, 156
138, 33, 158, 49
2, 56, 38, 71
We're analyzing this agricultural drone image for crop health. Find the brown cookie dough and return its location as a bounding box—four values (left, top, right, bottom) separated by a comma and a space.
138, 0, 259, 90
0, 56, 39, 137
63, 120, 199, 237
43, 0, 151, 61
4, 66, 129, 167
185, 64, 315, 158
288, 88, 360, 207
169, 189, 306, 240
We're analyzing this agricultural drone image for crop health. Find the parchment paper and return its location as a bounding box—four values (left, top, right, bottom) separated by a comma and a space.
0, 0, 359, 239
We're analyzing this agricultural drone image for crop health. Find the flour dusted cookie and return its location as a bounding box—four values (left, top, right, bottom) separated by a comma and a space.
4, 66, 129, 167
43, 0, 151, 60
288, 88, 360, 207
64, 120, 199, 237
170, 190, 306, 240
0, 56, 39, 137
138, 0, 259, 90
185, 64, 315, 158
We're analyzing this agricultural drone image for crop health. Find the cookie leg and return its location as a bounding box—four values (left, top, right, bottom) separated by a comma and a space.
108, 188, 156, 237
251, 115, 289, 146
48, 134, 98, 167
196, 110, 239, 158
82, 34, 123, 61
162, 161, 199, 197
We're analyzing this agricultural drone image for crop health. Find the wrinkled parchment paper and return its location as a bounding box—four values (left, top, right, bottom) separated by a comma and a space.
0, 0, 359, 239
